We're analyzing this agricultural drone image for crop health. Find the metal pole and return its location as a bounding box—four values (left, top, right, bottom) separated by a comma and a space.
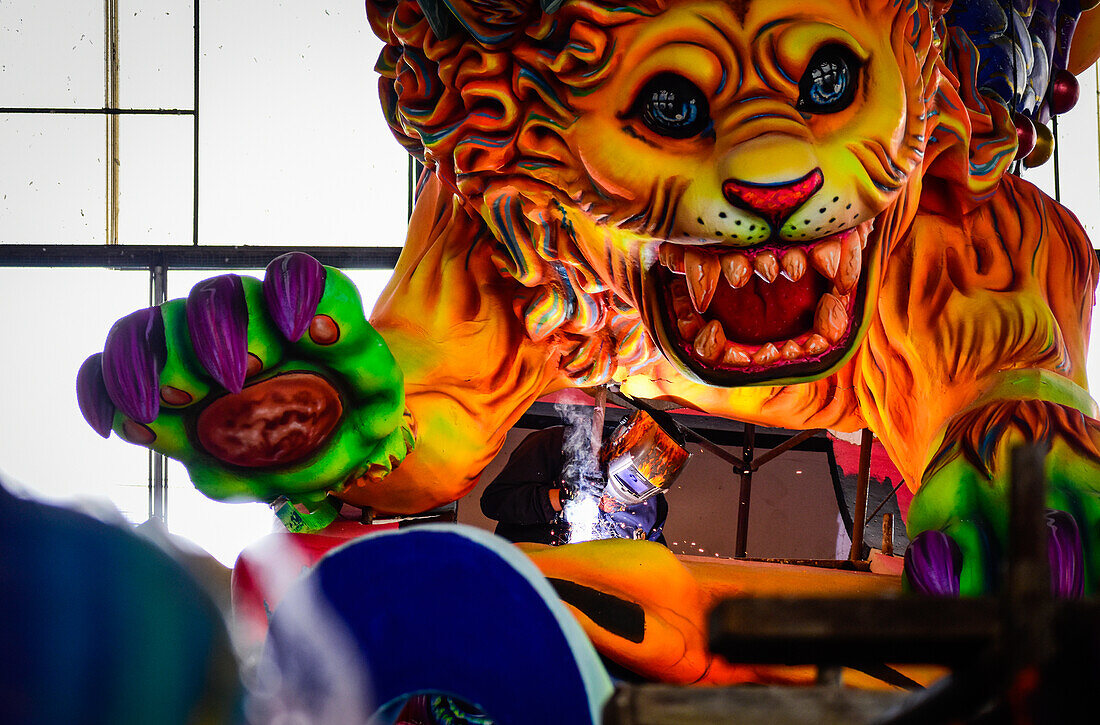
734, 422, 756, 558
148, 265, 169, 524
104, 0, 120, 245
192, 0, 200, 245
882, 512, 894, 557
849, 428, 872, 561
590, 386, 607, 454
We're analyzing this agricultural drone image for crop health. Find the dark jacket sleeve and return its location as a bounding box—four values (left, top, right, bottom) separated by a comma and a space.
480, 427, 565, 526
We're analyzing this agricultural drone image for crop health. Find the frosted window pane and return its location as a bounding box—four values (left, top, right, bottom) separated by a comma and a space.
1054, 65, 1100, 242
118, 0, 195, 110
167, 461, 276, 566
0, 114, 104, 244
118, 114, 194, 244
199, 2, 408, 246
0, 269, 149, 522
1091, 303, 1100, 394
1019, 148, 1056, 200
167, 268, 393, 311
0, 1, 104, 108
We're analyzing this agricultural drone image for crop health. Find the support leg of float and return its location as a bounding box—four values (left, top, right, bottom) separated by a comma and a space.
849, 429, 873, 562
258, 524, 613, 725
734, 422, 756, 558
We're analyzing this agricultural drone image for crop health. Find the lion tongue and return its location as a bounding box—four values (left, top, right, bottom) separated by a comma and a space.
708, 274, 825, 345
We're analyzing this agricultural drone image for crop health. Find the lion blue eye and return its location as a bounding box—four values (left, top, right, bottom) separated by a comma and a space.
797, 46, 859, 114
634, 73, 711, 139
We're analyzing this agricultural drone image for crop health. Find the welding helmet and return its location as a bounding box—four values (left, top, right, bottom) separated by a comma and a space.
599, 410, 689, 505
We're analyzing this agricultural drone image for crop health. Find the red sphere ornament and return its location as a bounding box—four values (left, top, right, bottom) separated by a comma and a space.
1023, 123, 1055, 168
1049, 70, 1081, 115
1014, 113, 1036, 160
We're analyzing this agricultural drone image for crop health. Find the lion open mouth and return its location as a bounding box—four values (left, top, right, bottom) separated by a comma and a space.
645, 219, 875, 385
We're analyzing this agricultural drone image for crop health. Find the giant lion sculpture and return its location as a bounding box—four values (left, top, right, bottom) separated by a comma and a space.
77, 0, 1100, 681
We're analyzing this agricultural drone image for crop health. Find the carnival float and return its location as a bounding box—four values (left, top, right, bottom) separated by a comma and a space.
48, 0, 1100, 720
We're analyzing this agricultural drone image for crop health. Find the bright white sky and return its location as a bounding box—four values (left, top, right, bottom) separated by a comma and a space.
1, 2, 1100, 565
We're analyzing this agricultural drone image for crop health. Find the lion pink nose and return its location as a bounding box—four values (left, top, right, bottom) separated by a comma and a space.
722, 168, 824, 223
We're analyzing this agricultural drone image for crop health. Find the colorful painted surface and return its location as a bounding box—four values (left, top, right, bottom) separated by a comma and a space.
77, 0, 1100, 681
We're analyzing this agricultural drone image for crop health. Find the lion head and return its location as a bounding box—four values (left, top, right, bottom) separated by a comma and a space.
367, 0, 1016, 387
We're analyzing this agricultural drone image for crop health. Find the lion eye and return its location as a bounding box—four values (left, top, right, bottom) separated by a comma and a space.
634, 73, 711, 139
797, 45, 859, 114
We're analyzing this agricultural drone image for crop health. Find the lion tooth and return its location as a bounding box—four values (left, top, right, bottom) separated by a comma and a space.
721, 345, 751, 366
693, 320, 726, 361
781, 249, 807, 282
810, 240, 841, 280
814, 293, 848, 343
677, 315, 702, 340
754, 251, 779, 283
753, 342, 780, 364
780, 340, 803, 359
670, 279, 692, 315
804, 333, 830, 354
659, 244, 685, 274
835, 237, 861, 293
721, 253, 752, 288
684, 249, 720, 313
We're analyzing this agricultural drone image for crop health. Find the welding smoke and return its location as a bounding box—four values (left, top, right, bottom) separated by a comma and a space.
554, 402, 609, 544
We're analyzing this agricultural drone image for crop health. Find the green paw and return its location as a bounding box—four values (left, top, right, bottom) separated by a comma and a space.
76, 253, 414, 506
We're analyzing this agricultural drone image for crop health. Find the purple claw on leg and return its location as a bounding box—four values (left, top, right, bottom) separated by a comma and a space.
187, 274, 249, 394
1046, 509, 1084, 599
904, 530, 961, 596
101, 307, 166, 424
263, 252, 326, 342
76, 353, 116, 438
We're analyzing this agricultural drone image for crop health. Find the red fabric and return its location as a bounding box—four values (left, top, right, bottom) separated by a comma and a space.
231, 523, 400, 644
829, 434, 912, 518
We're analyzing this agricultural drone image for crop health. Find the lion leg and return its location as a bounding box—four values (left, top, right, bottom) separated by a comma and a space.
906, 398, 1100, 596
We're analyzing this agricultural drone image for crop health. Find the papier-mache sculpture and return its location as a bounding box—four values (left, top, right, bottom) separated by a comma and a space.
77, 0, 1100, 681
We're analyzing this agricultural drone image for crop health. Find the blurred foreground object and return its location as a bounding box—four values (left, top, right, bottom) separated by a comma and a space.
0, 481, 243, 725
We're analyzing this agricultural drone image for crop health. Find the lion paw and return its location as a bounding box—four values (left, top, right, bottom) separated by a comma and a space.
76, 252, 411, 504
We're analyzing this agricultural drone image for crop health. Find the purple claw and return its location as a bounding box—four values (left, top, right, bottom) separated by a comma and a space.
187, 275, 249, 394
263, 252, 327, 342
76, 353, 116, 438
101, 307, 166, 424
1046, 509, 1084, 599
905, 530, 961, 596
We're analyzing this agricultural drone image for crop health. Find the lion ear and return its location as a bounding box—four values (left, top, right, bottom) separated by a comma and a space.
411, 0, 550, 43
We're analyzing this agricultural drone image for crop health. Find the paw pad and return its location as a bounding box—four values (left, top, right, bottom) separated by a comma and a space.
308, 314, 340, 345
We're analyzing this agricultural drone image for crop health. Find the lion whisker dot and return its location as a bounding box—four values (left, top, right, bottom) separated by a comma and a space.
718, 212, 727, 218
